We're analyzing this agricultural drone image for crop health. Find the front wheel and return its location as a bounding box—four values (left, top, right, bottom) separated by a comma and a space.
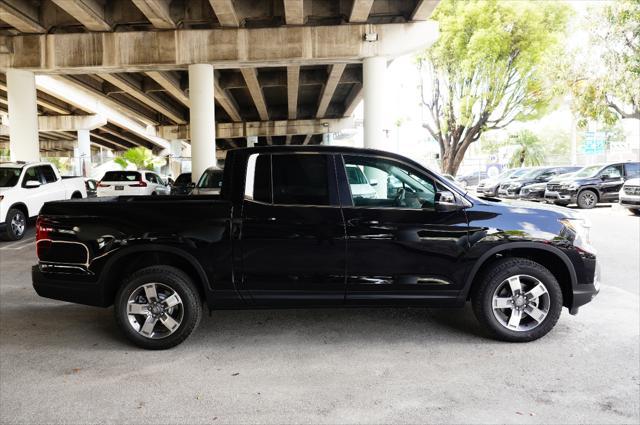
471, 258, 563, 342
2, 208, 26, 241
114, 266, 202, 349
577, 190, 598, 209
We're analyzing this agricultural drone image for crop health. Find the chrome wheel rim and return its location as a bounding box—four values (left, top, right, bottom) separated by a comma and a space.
10, 213, 25, 236
491, 274, 550, 332
126, 283, 183, 339
581, 191, 596, 207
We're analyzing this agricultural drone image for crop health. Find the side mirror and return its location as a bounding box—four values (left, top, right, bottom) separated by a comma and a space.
369, 179, 378, 187
25, 180, 41, 188
434, 190, 461, 212
188, 182, 196, 188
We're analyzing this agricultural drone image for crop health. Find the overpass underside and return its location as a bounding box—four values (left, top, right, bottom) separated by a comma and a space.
0, 0, 439, 179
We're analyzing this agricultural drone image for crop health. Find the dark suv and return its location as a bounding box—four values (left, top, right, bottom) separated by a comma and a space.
545, 162, 640, 209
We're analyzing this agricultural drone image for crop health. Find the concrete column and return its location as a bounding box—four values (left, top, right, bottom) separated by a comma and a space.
246, 136, 258, 148
188, 64, 216, 182
322, 133, 334, 145
169, 139, 183, 179
6, 70, 40, 162
363, 56, 389, 197
77, 129, 91, 177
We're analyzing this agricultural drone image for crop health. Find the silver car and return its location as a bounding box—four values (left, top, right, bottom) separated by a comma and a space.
619, 178, 640, 215
191, 167, 224, 195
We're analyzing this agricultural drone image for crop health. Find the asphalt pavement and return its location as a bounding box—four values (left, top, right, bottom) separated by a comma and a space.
0, 204, 638, 424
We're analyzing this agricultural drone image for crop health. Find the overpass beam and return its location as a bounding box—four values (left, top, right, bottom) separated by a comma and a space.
6, 69, 39, 162
188, 64, 217, 183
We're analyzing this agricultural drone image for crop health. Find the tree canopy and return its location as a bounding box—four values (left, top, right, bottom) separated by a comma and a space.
417, 0, 570, 174
114, 147, 165, 170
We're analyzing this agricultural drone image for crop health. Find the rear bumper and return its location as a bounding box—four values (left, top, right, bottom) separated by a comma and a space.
32, 265, 110, 307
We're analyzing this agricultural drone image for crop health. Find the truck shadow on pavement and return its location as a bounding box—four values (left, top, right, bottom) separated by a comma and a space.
1, 302, 490, 351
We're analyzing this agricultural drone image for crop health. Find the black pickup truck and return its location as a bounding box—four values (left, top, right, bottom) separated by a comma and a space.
33, 146, 599, 349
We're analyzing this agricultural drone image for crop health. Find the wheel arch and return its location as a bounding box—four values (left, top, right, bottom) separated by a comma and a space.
100, 244, 211, 307
462, 242, 577, 308
70, 191, 83, 199
577, 186, 601, 201
6, 202, 29, 220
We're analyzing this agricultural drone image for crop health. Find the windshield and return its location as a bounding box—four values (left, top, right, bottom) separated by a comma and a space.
0, 168, 21, 187
197, 169, 223, 188
573, 165, 603, 178
175, 173, 191, 185
519, 168, 546, 179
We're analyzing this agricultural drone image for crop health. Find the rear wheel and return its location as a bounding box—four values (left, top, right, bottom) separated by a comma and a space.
472, 258, 563, 342
577, 189, 598, 209
2, 208, 26, 241
114, 266, 202, 349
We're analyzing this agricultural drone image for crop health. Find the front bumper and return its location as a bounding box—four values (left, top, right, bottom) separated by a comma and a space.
476, 185, 498, 196
570, 260, 600, 314
32, 265, 110, 307
544, 189, 577, 205
519, 189, 545, 201
619, 194, 640, 209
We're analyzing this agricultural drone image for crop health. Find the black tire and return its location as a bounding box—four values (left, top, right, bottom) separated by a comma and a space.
630, 209, 640, 216
471, 257, 563, 342
577, 189, 598, 209
1, 208, 26, 241
71, 191, 83, 199
114, 266, 202, 350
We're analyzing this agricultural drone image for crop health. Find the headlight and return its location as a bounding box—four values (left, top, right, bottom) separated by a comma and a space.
565, 183, 579, 190
559, 217, 595, 254
510, 183, 522, 189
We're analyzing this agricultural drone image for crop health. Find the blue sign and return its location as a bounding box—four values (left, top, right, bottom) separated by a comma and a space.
582, 131, 606, 155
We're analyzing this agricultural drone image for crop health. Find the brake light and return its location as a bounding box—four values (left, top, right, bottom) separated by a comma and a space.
97, 181, 110, 187
36, 216, 50, 241
130, 180, 147, 187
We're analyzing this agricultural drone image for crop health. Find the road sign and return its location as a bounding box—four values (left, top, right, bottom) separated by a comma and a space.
582, 131, 606, 155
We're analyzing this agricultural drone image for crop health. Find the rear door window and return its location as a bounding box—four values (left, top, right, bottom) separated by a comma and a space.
272, 154, 332, 206
102, 171, 141, 182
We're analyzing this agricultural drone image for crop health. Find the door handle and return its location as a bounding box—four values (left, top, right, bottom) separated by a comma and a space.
348, 218, 379, 226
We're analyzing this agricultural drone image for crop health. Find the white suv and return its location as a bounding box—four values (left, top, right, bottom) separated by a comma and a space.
620, 178, 640, 215
97, 170, 170, 197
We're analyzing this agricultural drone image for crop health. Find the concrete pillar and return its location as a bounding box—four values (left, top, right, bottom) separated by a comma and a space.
6, 70, 39, 162
362, 56, 389, 197
77, 129, 91, 177
188, 64, 216, 182
246, 136, 258, 148
322, 133, 334, 145
169, 139, 183, 179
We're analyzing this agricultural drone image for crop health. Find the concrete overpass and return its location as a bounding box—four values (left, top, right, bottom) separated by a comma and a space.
0, 0, 439, 180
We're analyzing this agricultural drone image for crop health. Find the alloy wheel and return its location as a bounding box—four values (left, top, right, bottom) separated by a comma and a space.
491, 274, 550, 332
10, 212, 25, 237
581, 191, 596, 207
126, 283, 184, 339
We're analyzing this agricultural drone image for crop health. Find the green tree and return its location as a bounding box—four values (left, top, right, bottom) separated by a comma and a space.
507, 130, 545, 168
114, 147, 165, 170
417, 0, 570, 175
569, 0, 639, 123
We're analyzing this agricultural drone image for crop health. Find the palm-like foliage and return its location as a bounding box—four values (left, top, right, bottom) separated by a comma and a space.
114, 147, 165, 170
508, 130, 546, 168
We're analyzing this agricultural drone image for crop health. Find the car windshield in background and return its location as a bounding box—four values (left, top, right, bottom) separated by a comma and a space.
520, 168, 545, 179
0, 168, 21, 187
510, 168, 530, 178
197, 170, 223, 188
102, 171, 141, 181
574, 165, 603, 178
346, 166, 368, 184
174, 173, 191, 185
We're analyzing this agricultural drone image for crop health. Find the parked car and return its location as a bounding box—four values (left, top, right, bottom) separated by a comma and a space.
0, 162, 86, 240
545, 162, 640, 209
457, 170, 488, 188
518, 167, 582, 202
477, 168, 529, 197
346, 164, 377, 199
85, 178, 98, 198
191, 167, 224, 195
33, 146, 599, 349
619, 178, 640, 215
170, 173, 194, 195
498, 166, 581, 199
97, 170, 170, 197
442, 173, 466, 188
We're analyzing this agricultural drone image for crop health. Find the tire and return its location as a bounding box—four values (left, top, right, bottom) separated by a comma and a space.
71, 192, 83, 199
2, 208, 26, 241
471, 257, 563, 342
114, 266, 202, 350
577, 189, 598, 209
630, 209, 640, 216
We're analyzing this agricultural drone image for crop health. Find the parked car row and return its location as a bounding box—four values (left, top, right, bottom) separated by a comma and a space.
475, 161, 640, 211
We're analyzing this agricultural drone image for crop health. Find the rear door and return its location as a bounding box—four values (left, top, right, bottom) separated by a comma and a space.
239, 152, 346, 305
337, 154, 469, 305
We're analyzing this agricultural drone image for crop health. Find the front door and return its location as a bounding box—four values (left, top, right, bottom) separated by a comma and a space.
337, 154, 469, 305
240, 152, 346, 305
598, 164, 624, 201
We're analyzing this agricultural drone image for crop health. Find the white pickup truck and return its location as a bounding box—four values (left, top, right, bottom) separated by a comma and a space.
0, 162, 87, 240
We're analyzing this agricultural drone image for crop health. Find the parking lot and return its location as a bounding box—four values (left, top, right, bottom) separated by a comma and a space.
0, 204, 638, 424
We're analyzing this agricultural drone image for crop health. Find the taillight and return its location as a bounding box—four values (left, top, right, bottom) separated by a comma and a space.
36, 216, 50, 241
97, 181, 109, 187
130, 180, 147, 187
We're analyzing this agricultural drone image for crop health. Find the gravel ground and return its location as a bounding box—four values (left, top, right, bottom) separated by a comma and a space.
1, 204, 638, 424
